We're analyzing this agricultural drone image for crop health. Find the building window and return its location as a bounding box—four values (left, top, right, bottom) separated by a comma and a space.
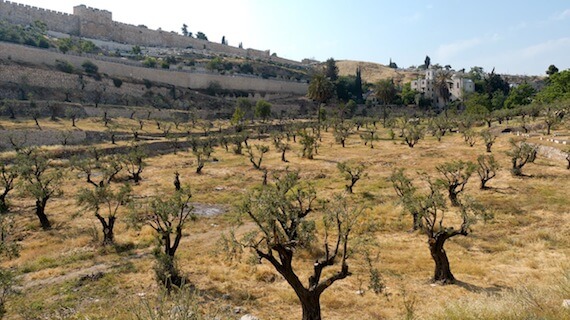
457, 83, 459, 88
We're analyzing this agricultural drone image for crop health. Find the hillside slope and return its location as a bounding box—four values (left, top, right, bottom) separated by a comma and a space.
336, 60, 419, 85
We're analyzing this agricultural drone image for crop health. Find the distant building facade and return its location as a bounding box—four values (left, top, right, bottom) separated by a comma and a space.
411, 68, 475, 107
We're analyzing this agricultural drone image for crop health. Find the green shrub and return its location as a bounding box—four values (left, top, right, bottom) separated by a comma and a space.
55, 60, 74, 73
112, 78, 123, 88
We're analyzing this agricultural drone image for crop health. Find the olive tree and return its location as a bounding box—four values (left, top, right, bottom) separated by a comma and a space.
462, 129, 477, 147
333, 122, 352, 148
76, 184, 132, 245
238, 172, 363, 320
247, 144, 270, 170
389, 168, 422, 230
477, 154, 500, 189
360, 128, 378, 149
193, 145, 212, 174
123, 145, 147, 183
507, 139, 537, 176
71, 153, 123, 188
17, 149, 62, 230
299, 129, 317, 159
148, 188, 194, 289
337, 161, 366, 194
0, 164, 17, 213
272, 132, 290, 162
480, 129, 496, 153
435, 160, 476, 206
543, 105, 561, 135
391, 170, 485, 284
403, 123, 424, 148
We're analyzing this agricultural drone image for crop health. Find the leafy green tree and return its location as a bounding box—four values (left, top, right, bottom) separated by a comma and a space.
71, 153, 123, 188
464, 92, 491, 113
181, 24, 189, 37
255, 100, 272, 122
374, 79, 397, 106
324, 58, 338, 81
403, 122, 424, 148
299, 129, 317, 159
77, 184, 131, 245
480, 129, 496, 153
434, 70, 452, 107
354, 67, 364, 103
436, 160, 476, 206
236, 97, 254, 122
231, 106, 246, 131
337, 161, 366, 193
335, 76, 357, 103
17, 149, 62, 230
333, 122, 352, 148
389, 169, 422, 230
148, 188, 194, 289
400, 83, 418, 105
123, 145, 147, 183
193, 145, 212, 174
55, 59, 74, 73
390, 170, 486, 284
272, 132, 290, 162
79, 40, 96, 54
546, 64, 559, 76
467, 66, 485, 82
142, 57, 157, 68
247, 145, 270, 170
504, 83, 535, 109
428, 115, 452, 141
131, 45, 142, 55
196, 31, 208, 40
238, 172, 362, 320
308, 74, 335, 127
424, 55, 431, 69
462, 129, 477, 147
58, 38, 71, 54
477, 154, 499, 189
543, 105, 562, 135
507, 139, 537, 176
360, 127, 378, 149
206, 57, 223, 72
81, 60, 98, 74
490, 91, 506, 110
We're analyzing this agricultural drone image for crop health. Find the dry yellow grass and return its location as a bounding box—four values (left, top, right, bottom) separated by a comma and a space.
1, 116, 569, 319
336, 60, 420, 85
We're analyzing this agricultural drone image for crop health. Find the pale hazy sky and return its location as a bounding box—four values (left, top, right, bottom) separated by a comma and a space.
9, 0, 570, 75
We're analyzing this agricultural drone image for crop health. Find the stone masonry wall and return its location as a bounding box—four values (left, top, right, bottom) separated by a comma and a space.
0, 0, 80, 35
0, 1, 304, 66
0, 42, 308, 95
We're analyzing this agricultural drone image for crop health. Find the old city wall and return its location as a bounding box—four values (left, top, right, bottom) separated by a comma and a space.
0, 1, 304, 65
0, 0, 80, 35
0, 42, 308, 94
73, 6, 275, 61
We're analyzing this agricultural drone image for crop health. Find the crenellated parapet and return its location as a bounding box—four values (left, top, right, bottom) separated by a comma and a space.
0, 0, 304, 66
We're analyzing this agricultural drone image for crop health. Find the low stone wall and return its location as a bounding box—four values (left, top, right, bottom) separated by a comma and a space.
0, 129, 87, 149
0, 42, 308, 95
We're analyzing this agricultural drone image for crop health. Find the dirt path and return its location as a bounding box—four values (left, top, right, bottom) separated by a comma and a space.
15, 220, 255, 291
16, 251, 150, 290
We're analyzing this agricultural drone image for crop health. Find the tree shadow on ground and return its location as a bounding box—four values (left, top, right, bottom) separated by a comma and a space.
454, 280, 508, 294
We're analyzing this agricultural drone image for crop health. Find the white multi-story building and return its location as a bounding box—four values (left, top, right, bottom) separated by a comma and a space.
411, 68, 475, 107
